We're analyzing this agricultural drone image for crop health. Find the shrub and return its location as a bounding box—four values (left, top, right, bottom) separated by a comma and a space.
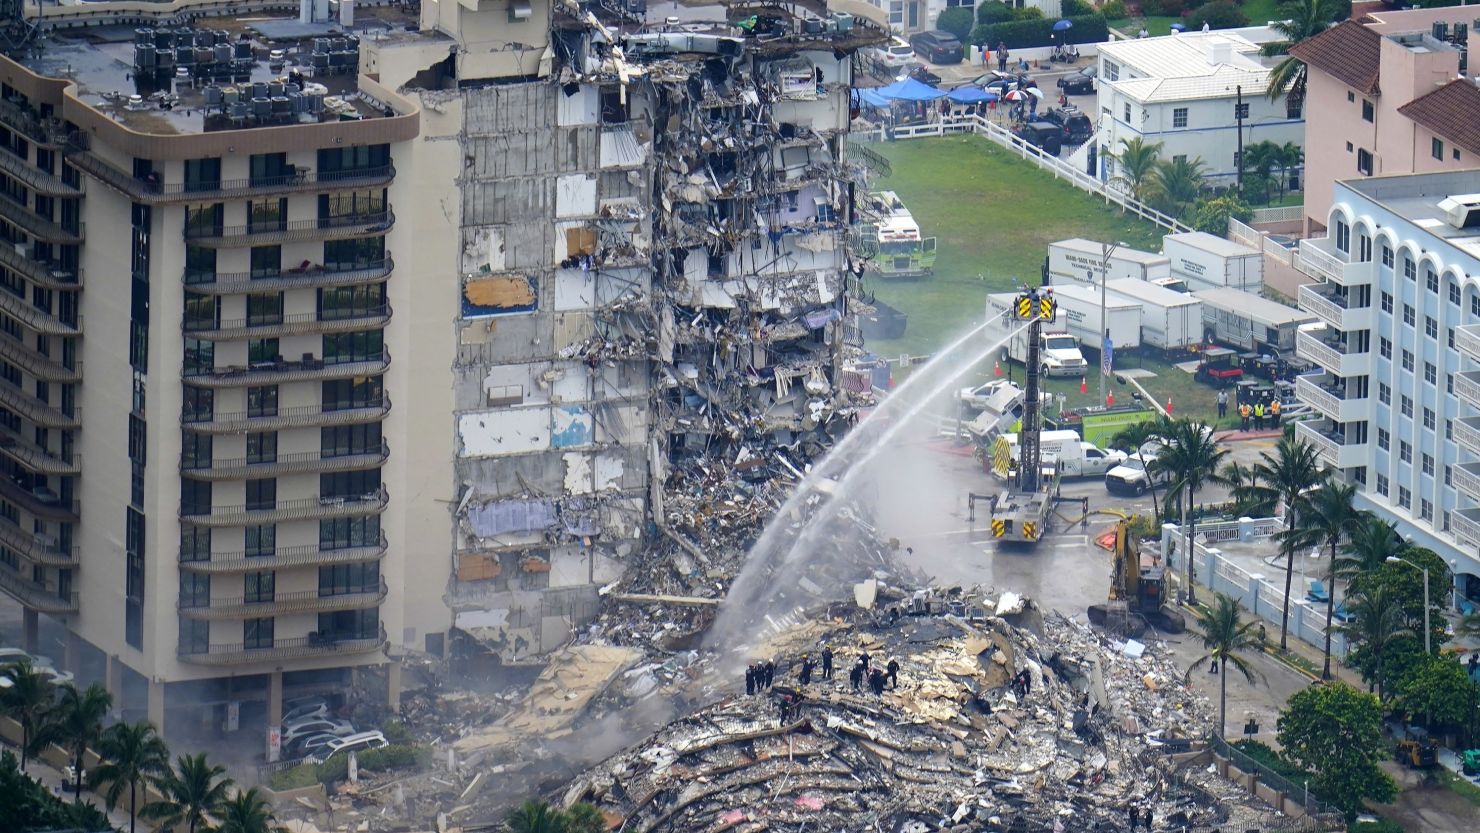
937, 7, 975, 40
268, 743, 427, 790
1011, 6, 1045, 19
1141, 0, 1185, 16
968, 14, 1110, 48
976, 0, 1014, 24
1188, 0, 1247, 30
1061, 0, 1094, 14
1348, 819, 1403, 833
1100, 0, 1127, 18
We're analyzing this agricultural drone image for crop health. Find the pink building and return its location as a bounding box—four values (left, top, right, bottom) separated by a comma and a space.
1292, 9, 1480, 234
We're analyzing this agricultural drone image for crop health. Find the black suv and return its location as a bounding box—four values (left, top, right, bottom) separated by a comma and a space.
909, 31, 964, 64
1039, 107, 1093, 145
1013, 122, 1063, 156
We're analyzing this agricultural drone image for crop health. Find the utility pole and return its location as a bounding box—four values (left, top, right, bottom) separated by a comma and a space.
1235, 85, 1245, 190
1098, 241, 1120, 407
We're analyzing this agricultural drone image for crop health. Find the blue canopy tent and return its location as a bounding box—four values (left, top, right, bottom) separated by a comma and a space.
852, 88, 892, 110
946, 85, 997, 105
874, 77, 948, 102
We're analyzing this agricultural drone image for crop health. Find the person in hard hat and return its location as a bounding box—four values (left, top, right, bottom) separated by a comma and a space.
1239, 401, 1251, 431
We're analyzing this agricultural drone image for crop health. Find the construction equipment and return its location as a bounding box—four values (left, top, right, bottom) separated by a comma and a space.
1088, 519, 1186, 637
987, 286, 1062, 546
1461, 748, 1480, 776
1395, 735, 1439, 769
1192, 347, 1243, 387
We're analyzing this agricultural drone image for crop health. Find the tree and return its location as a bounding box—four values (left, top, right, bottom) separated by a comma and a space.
1190, 194, 1253, 235
1336, 515, 1399, 579
44, 682, 113, 802
1273, 141, 1304, 201
1240, 141, 1282, 205
1277, 683, 1398, 821
1156, 419, 1228, 604
0, 750, 113, 833
1347, 545, 1451, 653
976, 0, 1014, 25
145, 753, 234, 833
89, 721, 170, 833
1106, 137, 1162, 202
936, 7, 975, 40
1185, 593, 1262, 736
1397, 654, 1480, 736
217, 787, 286, 833
1111, 416, 1175, 525
0, 660, 55, 768
1339, 586, 1412, 700
1219, 459, 1273, 516
1147, 156, 1206, 216
1282, 481, 1363, 679
1262, 0, 1347, 101
561, 803, 608, 833
1189, 0, 1249, 31
505, 800, 608, 833
1253, 436, 1325, 650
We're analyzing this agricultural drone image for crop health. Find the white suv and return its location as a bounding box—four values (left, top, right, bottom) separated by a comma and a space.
875, 37, 915, 69
312, 731, 389, 764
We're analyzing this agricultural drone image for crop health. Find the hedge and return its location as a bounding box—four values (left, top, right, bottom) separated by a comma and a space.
968, 14, 1109, 50
269, 743, 427, 790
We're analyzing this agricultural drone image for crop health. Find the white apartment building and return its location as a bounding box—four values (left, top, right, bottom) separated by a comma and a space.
1097, 31, 1304, 187
1293, 170, 1480, 606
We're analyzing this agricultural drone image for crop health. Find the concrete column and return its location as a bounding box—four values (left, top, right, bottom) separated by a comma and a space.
386, 660, 402, 711
268, 670, 283, 727
104, 655, 123, 716
22, 608, 38, 654
63, 632, 81, 674
147, 678, 166, 736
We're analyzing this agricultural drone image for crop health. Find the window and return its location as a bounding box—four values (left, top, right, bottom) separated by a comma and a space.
1105, 62, 1120, 82
245, 478, 276, 511
322, 423, 382, 458
184, 246, 216, 284
1378, 428, 1390, 450
1359, 234, 1372, 262
1234, 102, 1249, 120
319, 608, 377, 640
1347, 91, 1356, 102
1382, 244, 1394, 268
183, 158, 221, 192
1380, 337, 1392, 359
1398, 486, 1411, 509
1402, 349, 1413, 371
317, 144, 390, 176
1433, 137, 1445, 160
1404, 257, 1416, 281
1381, 291, 1392, 312
250, 246, 281, 279
183, 292, 217, 331
1123, 102, 1131, 122
1427, 270, 1439, 293
1376, 473, 1389, 495
249, 153, 291, 188
1400, 441, 1412, 462
1420, 499, 1433, 521
247, 385, 278, 418
1172, 154, 1187, 164
179, 572, 210, 608
319, 189, 385, 220
1337, 220, 1350, 253
1173, 107, 1188, 128
318, 283, 387, 320
321, 468, 379, 500
1451, 283, 1462, 305
1401, 395, 1413, 417
247, 197, 286, 233
324, 236, 385, 271
1347, 141, 1354, 152
181, 527, 211, 563
245, 524, 275, 557
244, 617, 274, 649
183, 337, 214, 375
248, 338, 279, 365
180, 618, 209, 654
1425, 362, 1437, 384
181, 431, 212, 470
1362, 99, 1374, 122
1423, 453, 1435, 475
1446, 465, 1453, 484
1287, 99, 1302, 119
181, 479, 212, 516
246, 432, 277, 464
320, 515, 380, 550
1447, 420, 1454, 440
244, 570, 275, 604
319, 563, 379, 596
322, 330, 383, 364
1378, 382, 1390, 404
246, 293, 283, 327
184, 203, 223, 238
1357, 148, 1373, 175
1424, 407, 1435, 429
322, 376, 383, 412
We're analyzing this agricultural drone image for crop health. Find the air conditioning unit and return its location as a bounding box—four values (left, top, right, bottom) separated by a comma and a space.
1438, 193, 1480, 229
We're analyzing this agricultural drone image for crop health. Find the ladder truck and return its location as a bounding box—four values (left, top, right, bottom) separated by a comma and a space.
986, 286, 1062, 545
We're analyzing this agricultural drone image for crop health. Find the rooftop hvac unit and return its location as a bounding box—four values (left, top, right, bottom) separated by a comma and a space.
1438, 194, 1480, 228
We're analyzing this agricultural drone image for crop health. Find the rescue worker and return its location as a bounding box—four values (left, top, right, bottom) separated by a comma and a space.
821, 646, 834, 680
763, 660, 775, 688
887, 658, 900, 689
799, 654, 814, 686
858, 650, 871, 671
1216, 389, 1228, 419
1269, 397, 1281, 425
869, 668, 887, 696
850, 661, 863, 691
1239, 402, 1251, 431
1253, 401, 1265, 431
745, 664, 756, 696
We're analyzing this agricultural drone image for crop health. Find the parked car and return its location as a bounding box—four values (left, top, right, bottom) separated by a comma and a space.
1057, 66, 1096, 95
1012, 122, 1063, 156
312, 731, 389, 764
1039, 107, 1093, 144
281, 698, 332, 725
873, 37, 915, 69
899, 63, 941, 87
1104, 454, 1171, 496
909, 31, 964, 65
288, 732, 342, 759
280, 718, 355, 749
979, 73, 1037, 94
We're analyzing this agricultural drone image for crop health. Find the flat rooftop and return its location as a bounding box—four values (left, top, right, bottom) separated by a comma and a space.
1343, 170, 1480, 257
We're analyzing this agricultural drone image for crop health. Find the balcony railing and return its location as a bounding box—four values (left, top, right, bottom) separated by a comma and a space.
184, 258, 392, 295
1452, 462, 1480, 502
1455, 416, 1480, 457
181, 443, 388, 481
0, 200, 83, 244
182, 396, 390, 434
1295, 419, 1368, 469
1456, 324, 1480, 364
1293, 329, 1371, 379
0, 335, 82, 382
182, 350, 390, 388
0, 478, 79, 522
0, 567, 78, 613
67, 147, 394, 204
0, 515, 76, 565
182, 306, 391, 340
1297, 284, 1373, 331
1452, 508, 1480, 550
0, 287, 80, 336
0, 238, 80, 289
178, 536, 387, 574
0, 383, 79, 428
0, 150, 83, 197
1457, 370, 1480, 410
0, 426, 81, 476
180, 486, 387, 526
178, 580, 388, 619
1294, 373, 1370, 423
184, 211, 394, 247
177, 626, 386, 666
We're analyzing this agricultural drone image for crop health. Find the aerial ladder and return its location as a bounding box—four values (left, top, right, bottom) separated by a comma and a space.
987, 286, 1061, 546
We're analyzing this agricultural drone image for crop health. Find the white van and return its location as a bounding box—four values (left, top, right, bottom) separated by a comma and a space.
313, 730, 389, 763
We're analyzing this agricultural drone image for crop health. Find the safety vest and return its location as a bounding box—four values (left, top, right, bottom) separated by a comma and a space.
1239, 404, 1251, 417
1254, 404, 1264, 417
1270, 400, 1281, 415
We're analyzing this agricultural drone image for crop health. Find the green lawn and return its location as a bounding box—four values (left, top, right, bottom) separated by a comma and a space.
1109, 0, 1285, 38
866, 134, 1228, 422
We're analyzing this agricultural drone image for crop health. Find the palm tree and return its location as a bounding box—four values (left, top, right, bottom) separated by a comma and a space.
1252, 436, 1326, 650
89, 721, 170, 833
1219, 459, 1274, 517
145, 753, 233, 833
46, 682, 113, 801
1106, 136, 1163, 201
1111, 416, 1175, 525
1340, 586, 1411, 700
506, 800, 564, 833
1274, 141, 1304, 201
0, 660, 55, 768
1336, 515, 1399, 579
217, 787, 285, 833
1185, 592, 1262, 736
1282, 481, 1363, 679
1157, 419, 1229, 605
1148, 156, 1207, 216
1239, 141, 1281, 204
1262, 0, 1346, 101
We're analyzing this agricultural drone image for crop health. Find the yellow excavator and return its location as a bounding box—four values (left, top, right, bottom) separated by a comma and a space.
1087, 519, 1186, 637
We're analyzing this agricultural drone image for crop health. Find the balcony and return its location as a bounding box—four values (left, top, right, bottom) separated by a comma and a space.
0, 336, 82, 383
184, 258, 392, 295
180, 487, 387, 527
1296, 237, 1373, 286
0, 567, 77, 614
183, 306, 392, 341
1297, 283, 1374, 331
0, 426, 81, 476
0, 200, 83, 245
0, 384, 79, 428
1294, 329, 1373, 378
178, 536, 387, 574
178, 580, 388, 620
184, 211, 394, 248
1453, 462, 1480, 502
181, 443, 388, 481
1455, 416, 1480, 457
177, 626, 386, 666
1295, 419, 1370, 469
1457, 370, 1480, 410
0, 239, 80, 290
0, 478, 78, 522
0, 151, 82, 198
1456, 324, 1480, 364
183, 351, 390, 388
182, 396, 390, 434
0, 516, 75, 566
0, 289, 79, 336
1451, 508, 1480, 550
67, 148, 394, 204
1294, 373, 1372, 423
0, 97, 66, 147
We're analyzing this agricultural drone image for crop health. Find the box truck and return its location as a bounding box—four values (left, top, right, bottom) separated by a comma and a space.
1163, 232, 1263, 293
1105, 278, 1202, 350
1047, 238, 1172, 285
1038, 283, 1142, 353
997, 430, 1128, 478
1195, 287, 1314, 354
986, 293, 1089, 377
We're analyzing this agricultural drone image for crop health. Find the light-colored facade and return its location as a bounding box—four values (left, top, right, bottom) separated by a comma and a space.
1096, 31, 1303, 187
1293, 170, 1480, 607
1294, 8, 1476, 234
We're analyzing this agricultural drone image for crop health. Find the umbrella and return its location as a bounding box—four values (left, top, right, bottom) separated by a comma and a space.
1003, 89, 1026, 102
1170, 22, 1187, 32
1023, 86, 1045, 100
1053, 19, 1073, 31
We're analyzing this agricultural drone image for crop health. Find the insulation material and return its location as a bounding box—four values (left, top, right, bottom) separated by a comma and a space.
599, 127, 648, 168
463, 275, 538, 317
556, 173, 598, 218
457, 553, 503, 582
557, 84, 599, 126
464, 498, 557, 537
462, 226, 506, 274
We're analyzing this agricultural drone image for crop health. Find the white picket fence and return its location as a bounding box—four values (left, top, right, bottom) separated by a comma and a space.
855, 113, 1194, 234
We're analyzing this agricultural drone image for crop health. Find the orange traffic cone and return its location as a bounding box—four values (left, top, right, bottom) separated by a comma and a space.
994, 361, 1002, 377
1107, 392, 1114, 407
1079, 377, 1087, 394
1166, 397, 1174, 415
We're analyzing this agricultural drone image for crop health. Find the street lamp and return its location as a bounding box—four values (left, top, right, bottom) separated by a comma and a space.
1097, 241, 1126, 407
1386, 555, 1431, 655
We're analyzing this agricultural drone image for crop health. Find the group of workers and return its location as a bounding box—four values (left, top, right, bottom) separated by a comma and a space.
1236, 397, 1281, 432
745, 646, 902, 700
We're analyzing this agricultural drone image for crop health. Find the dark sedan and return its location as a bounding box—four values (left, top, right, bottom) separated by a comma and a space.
1057, 66, 1096, 95
908, 31, 964, 65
